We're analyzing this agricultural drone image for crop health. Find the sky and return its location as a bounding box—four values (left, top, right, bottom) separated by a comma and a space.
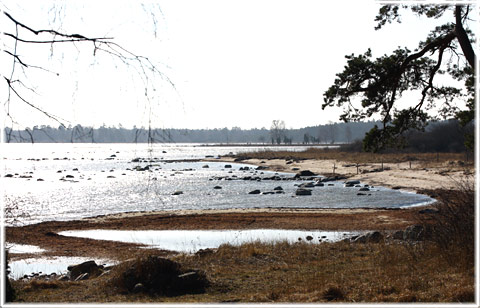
0, 0, 476, 130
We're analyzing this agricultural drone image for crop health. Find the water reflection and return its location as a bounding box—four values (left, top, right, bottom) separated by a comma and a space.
59, 229, 361, 253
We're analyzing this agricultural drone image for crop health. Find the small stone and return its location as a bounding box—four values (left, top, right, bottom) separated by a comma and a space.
132, 283, 145, 293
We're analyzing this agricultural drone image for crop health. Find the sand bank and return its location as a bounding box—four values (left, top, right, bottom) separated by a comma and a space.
214, 157, 471, 193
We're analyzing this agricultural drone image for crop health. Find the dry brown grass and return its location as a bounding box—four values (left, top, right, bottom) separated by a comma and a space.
11, 239, 474, 303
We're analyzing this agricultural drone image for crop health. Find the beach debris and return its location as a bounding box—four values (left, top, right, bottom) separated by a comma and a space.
351, 231, 384, 244
74, 273, 90, 281
133, 283, 145, 293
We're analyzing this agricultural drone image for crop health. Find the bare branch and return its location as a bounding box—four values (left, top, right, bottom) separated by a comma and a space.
4, 77, 67, 127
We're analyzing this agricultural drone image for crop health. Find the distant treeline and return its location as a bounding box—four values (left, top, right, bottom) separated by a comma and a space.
4, 122, 379, 145
341, 119, 473, 153
4, 119, 473, 153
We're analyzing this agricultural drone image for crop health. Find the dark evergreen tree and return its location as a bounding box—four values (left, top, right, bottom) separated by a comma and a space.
323, 5, 475, 152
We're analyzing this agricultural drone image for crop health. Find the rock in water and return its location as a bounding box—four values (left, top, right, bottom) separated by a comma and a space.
295, 188, 312, 196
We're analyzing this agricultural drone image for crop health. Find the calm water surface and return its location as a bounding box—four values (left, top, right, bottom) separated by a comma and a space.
2, 143, 434, 226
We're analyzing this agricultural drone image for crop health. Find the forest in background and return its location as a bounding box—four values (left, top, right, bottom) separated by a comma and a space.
4, 121, 378, 144
3, 119, 473, 153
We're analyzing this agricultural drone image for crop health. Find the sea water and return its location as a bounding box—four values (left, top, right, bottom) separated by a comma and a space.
2, 143, 434, 226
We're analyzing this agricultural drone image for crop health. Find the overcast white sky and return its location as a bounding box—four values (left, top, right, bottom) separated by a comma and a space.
0, 0, 475, 129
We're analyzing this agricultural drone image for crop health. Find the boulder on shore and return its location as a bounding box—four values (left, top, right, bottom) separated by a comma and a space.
68, 260, 102, 280
294, 170, 316, 178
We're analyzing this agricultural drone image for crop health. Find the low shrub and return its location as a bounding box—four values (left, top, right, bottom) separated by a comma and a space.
430, 177, 474, 268
322, 285, 345, 301
109, 254, 209, 296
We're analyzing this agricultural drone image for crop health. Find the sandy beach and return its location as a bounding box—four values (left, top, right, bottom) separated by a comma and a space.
214, 156, 472, 193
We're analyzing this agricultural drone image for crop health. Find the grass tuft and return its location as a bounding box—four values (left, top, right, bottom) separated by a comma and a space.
24, 280, 60, 291
322, 285, 345, 301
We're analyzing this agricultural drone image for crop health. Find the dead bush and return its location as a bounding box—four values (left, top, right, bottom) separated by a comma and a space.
109, 254, 209, 296
322, 285, 345, 301
430, 177, 474, 268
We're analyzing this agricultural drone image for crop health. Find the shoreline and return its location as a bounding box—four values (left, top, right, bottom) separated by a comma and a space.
6, 153, 470, 262
210, 156, 471, 193
6, 206, 436, 261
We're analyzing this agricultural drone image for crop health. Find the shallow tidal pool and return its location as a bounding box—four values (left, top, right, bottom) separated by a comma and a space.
58, 229, 361, 253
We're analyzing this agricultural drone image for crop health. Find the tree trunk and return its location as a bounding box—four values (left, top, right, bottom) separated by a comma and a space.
455, 5, 476, 69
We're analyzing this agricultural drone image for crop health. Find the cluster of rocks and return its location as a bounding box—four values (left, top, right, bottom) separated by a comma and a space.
248, 186, 285, 195
17, 256, 209, 296
131, 154, 167, 163
19, 260, 111, 282
343, 225, 432, 244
